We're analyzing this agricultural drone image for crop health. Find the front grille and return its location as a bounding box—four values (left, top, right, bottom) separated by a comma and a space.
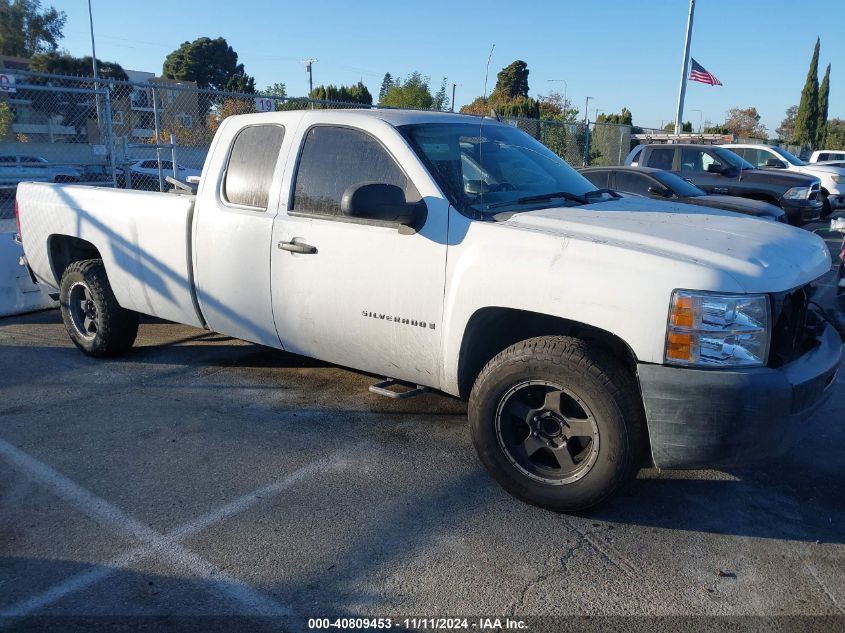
768, 285, 812, 367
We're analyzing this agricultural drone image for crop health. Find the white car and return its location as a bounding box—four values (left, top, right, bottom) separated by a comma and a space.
722, 143, 845, 213
125, 159, 201, 188
0, 155, 81, 190
16, 110, 841, 512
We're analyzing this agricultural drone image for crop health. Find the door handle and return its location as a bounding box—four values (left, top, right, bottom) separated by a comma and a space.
278, 239, 317, 254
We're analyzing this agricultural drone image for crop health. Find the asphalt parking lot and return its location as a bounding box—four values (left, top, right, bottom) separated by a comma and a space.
1, 223, 844, 632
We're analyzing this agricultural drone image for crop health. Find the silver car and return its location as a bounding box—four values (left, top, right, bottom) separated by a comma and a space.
0, 155, 81, 191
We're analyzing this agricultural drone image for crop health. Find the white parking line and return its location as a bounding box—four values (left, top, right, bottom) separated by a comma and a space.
0, 437, 351, 619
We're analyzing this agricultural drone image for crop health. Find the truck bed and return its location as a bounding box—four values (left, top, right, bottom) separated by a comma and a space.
17, 183, 203, 328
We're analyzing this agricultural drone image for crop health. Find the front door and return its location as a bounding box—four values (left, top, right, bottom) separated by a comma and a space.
679, 147, 730, 194
271, 121, 448, 388
193, 122, 289, 347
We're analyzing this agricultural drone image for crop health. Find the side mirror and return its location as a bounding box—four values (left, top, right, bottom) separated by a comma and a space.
764, 158, 786, 168
647, 185, 672, 198
340, 182, 424, 226
706, 163, 724, 174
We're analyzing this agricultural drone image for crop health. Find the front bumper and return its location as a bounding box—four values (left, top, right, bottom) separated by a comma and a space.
781, 197, 823, 222
637, 321, 842, 469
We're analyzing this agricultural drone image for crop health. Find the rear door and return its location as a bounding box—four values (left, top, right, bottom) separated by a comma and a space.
193, 121, 290, 347
270, 119, 449, 387
614, 171, 661, 198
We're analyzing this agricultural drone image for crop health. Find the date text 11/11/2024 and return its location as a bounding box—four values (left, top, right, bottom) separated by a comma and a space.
307, 617, 528, 630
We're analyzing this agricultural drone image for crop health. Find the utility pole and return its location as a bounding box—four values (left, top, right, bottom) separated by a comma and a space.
87, 0, 101, 127
303, 58, 318, 105
451, 83, 456, 112
673, 0, 695, 137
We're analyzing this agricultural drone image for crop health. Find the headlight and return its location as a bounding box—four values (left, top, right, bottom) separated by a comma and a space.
783, 186, 810, 200
665, 290, 770, 367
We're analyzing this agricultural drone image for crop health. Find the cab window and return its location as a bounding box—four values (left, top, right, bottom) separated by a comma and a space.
223, 124, 285, 209
646, 148, 674, 170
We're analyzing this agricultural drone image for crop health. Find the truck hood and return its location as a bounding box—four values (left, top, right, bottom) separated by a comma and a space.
794, 163, 845, 176
737, 167, 819, 186
501, 197, 830, 293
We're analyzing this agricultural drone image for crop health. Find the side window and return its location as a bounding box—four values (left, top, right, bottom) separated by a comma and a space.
0, 156, 18, 165
582, 170, 609, 189
818, 153, 830, 162
223, 124, 285, 209
680, 149, 715, 172
292, 126, 416, 217
140, 160, 157, 169
741, 148, 768, 168
645, 148, 674, 170
614, 171, 653, 196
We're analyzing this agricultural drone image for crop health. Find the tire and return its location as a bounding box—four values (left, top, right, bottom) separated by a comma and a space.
468, 336, 646, 512
59, 259, 138, 357
821, 194, 832, 219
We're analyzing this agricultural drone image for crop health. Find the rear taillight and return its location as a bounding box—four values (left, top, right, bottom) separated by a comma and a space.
14, 199, 21, 238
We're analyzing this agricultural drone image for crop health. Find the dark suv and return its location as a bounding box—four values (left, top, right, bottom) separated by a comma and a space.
625, 144, 822, 224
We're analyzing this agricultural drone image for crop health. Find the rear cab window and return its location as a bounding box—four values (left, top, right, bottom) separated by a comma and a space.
223, 124, 286, 210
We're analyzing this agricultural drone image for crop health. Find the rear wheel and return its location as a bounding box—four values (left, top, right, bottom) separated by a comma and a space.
469, 336, 646, 512
59, 259, 138, 357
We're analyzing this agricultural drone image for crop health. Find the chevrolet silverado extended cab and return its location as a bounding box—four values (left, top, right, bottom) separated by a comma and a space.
15, 110, 842, 512
626, 143, 823, 224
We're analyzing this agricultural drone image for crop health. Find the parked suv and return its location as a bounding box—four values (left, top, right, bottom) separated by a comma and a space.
722, 143, 845, 215
625, 144, 822, 224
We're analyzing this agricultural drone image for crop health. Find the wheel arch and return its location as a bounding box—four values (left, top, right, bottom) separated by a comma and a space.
456, 307, 639, 400
48, 234, 103, 286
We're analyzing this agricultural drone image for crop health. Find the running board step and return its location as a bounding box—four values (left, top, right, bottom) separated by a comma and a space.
369, 378, 428, 400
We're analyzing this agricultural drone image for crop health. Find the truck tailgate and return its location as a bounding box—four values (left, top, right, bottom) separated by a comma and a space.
17, 183, 203, 328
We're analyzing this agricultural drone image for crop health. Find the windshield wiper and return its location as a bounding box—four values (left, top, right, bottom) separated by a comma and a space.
486, 190, 588, 209
584, 188, 622, 200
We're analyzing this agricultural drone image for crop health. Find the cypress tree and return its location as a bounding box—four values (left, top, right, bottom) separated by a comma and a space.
792, 38, 820, 147
817, 63, 831, 148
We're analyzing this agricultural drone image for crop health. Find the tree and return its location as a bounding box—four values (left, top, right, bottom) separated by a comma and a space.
537, 92, 578, 122
491, 60, 530, 101
0, 101, 12, 138
793, 38, 820, 147
825, 118, 845, 151
381, 73, 434, 109
663, 121, 692, 133
26, 53, 128, 140
597, 108, 633, 126
206, 97, 255, 136
432, 77, 450, 111
378, 72, 394, 103
163, 37, 255, 93
309, 81, 372, 105
461, 60, 539, 119
776, 105, 798, 141
0, 0, 65, 57
817, 63, 830, 148
723, 106, 767, 139
263, 82, 286, 98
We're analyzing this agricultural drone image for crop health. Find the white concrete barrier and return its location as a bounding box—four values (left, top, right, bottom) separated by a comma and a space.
0, 231, 58, 317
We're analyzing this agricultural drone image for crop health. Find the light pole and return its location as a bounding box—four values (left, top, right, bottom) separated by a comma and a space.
583, 96, 593, 166
690, 109, 703, 133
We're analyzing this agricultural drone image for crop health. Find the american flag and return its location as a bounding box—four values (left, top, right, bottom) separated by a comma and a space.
688, 58, 722, 86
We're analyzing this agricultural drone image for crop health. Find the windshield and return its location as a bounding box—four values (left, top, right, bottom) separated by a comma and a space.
400, 122, 598, 214
713, 147, 755, 170
772, 147, 806, 166
652, 171, 706, 197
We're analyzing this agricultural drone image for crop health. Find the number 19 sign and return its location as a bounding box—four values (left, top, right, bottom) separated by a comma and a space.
255, 97, 275, 113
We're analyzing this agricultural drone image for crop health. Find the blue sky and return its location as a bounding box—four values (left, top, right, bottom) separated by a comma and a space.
52, 0, 843, 133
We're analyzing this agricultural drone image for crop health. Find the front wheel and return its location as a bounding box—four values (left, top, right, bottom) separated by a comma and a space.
59, 259, 138, 357
468, 336, 646, 512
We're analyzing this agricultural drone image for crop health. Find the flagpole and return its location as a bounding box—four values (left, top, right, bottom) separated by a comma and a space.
674, 0, 695, 136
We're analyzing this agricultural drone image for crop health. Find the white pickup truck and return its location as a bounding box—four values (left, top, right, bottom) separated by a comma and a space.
15, 110, 842, 512
723, 143, 845, 214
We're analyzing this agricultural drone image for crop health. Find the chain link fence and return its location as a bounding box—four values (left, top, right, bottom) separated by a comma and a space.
0, 70, 632, 199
